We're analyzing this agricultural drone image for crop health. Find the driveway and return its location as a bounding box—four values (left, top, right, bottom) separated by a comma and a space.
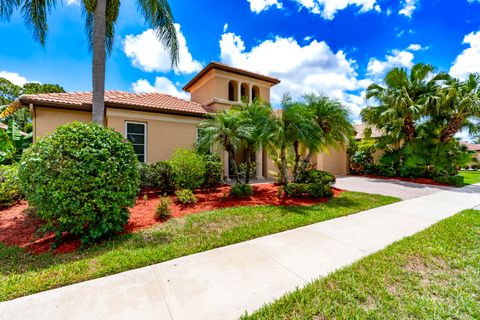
334, 176, 453, 200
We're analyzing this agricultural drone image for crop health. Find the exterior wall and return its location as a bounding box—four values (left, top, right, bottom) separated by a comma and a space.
189, 70, 216, 106
316, 147, 349, 176
34, 106, 92, 141
106, 108, 202, 163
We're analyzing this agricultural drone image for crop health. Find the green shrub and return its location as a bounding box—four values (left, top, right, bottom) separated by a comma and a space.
169, 149, 206, 190
18, 122, 140, 244
139, 161, 175, 194
434, 175, 465, 187
230, 183, 253, 198
0, 165, 22, 208
201, 154, 223, 190
298, 170, 336, 185
175, 189, 197, 205
155, 196, 173, 220
284, 183, 333, 198
238, 161, 256, 180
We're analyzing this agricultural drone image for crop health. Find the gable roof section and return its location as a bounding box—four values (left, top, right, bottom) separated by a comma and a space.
19, 91, 208, 116
183, 62, 281, 92
461, 142, 480, 151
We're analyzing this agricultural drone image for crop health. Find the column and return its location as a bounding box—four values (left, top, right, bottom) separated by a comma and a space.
224, 150, 231, 182
255, 147, 264, 180
237, 82, 242, 103
249, 84, 253, 103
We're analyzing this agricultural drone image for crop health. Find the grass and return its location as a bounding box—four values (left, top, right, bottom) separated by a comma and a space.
460, 170, 480, 185
243, 209, 480, 319
0, 191, 398, 302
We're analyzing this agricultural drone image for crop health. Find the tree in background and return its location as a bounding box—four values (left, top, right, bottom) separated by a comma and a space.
0, 0, 179, 125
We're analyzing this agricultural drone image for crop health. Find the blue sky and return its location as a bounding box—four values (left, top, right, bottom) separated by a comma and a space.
1, 0, 480, 124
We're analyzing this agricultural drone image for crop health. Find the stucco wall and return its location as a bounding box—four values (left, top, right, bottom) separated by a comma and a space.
106, 108, 202, 163
34, 106, 92, 141
316, 147, 349, 176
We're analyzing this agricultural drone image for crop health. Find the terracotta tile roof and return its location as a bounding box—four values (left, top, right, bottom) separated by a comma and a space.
461, 142, 480, 151
19, 91, 208, 116
183, 62, 281, 91
354, 123, 383, 139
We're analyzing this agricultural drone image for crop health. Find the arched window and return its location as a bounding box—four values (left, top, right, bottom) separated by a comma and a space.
228, 81, 237, 101
252, 86, 260, 101
240, 83, 249, 101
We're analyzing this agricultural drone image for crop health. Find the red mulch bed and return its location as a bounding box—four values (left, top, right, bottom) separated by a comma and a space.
356, 174, 451, 187
0, 184, 342, 255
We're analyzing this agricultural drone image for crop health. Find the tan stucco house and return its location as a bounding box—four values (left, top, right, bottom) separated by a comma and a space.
19, 62, 350, 179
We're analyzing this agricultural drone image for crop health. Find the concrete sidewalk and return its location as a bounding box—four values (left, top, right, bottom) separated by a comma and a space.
1, 185, 479, 320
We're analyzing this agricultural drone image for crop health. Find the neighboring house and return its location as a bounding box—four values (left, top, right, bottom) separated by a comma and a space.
353, 123, 385, 163
461, 142, 480, 165
19, 62, 350, 178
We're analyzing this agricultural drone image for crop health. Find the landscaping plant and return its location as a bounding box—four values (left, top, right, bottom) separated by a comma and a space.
0, 164, 22, 208
169, 149, 206, 190
155, 196, 173, 220
139, 161, 175, 194
230, 183, 254, 198
175, 189, 197, 205
18, 122, 140, 245
201, 154, 223, 190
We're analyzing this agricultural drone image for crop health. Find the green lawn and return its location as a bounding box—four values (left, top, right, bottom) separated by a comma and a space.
460, 170, 480, 185
243, 209, 480, 319
0, 191, 398, 301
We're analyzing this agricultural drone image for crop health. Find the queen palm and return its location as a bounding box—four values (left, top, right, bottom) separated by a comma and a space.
362, 63, 447, 144
426, 74, 480, 142
298, 93, 354, 176
0, 0, 179, 125
198, 110, 251, 183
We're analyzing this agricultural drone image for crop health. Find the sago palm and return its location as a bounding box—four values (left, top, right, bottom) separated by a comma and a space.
362, 63, 447, 143
0, 0, 179, 125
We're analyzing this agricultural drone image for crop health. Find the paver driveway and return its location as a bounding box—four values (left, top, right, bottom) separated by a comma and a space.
335, 176, 452, 200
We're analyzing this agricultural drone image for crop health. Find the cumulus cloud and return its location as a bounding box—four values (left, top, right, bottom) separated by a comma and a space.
399, 0, 417, 17
132, 77, 189, 100
450, 30, 480, 80
219, 31, 370, 120
0, 71, 28, 86
124, 24, 202, 75
66, 0, 80, 5
366, 49, 415, 78
293, 0, 379, 19
247, 0, 283, 13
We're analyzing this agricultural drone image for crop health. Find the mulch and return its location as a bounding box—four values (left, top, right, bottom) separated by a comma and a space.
0, 183, 342, 255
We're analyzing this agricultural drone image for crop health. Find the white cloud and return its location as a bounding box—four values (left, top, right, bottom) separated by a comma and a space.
407, 43, 428, 51
0, 71, 28, 86
247, 0, 283, 13
219, 32, 370, 120
124, 24, 202, 75
450, 30, 480, 80
293, 0, 379, 19
132, 77, 189, 100
366, 49, 415, 77
399, 0, 417, 17
223, 23, 229, 32
66, 0, 80, 5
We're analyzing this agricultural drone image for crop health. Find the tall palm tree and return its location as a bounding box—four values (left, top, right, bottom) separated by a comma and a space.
299, 93, 354, 175
362, 63, 447, 144
426, 74, 480, 142
234, 98, 274, 183
198, 110, 251, 183
1, 0, 179, 125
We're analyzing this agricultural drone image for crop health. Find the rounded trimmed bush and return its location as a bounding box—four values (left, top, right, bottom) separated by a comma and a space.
169, 149, 206, 190
18, 122, 140, 244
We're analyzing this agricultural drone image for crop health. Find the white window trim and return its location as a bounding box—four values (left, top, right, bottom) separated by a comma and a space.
125, 121, 147, 163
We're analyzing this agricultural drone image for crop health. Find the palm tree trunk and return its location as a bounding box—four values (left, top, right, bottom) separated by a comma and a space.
440, 115, 464, 143
404, 113, 416, 142
228, 148, 240, 183
280, 147, 288, 185
92, 0, 107, 125
292, 140, 301, 182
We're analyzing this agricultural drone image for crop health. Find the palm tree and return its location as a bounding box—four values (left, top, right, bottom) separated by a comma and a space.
198, 110, 251, 183
298, 93, 354, 176
265, 95, 321, 184
234, 98, 274, 183
426, 74, 480, 142
362, 63, 447, 144
1, 0, 179, 125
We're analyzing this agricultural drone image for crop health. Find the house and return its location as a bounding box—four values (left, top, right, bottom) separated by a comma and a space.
461, 142, 480, 166
19, 62, 350, 179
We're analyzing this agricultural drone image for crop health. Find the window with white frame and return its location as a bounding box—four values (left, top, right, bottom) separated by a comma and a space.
125, 122, 147, 163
